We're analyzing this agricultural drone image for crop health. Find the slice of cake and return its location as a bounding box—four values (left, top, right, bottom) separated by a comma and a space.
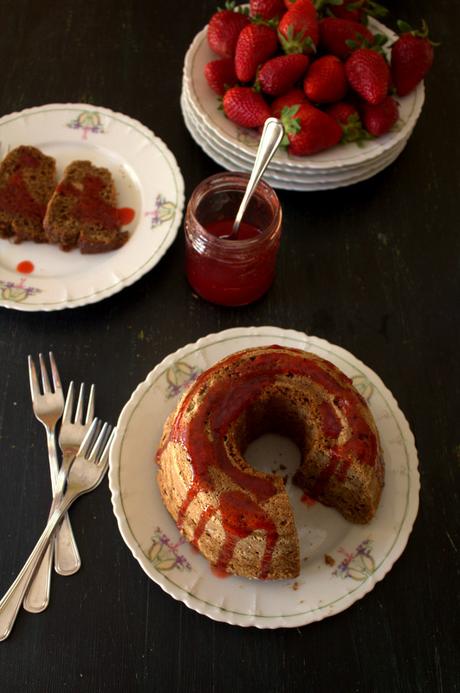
44, 160, 128, 253
0, 145, 56, 243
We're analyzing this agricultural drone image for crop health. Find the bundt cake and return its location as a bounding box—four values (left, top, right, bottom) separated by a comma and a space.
156, 345, 384, 580
0, 145, 56, 243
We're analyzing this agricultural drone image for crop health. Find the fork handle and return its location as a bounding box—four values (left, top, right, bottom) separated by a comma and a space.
53, 452, 81, 575
0, 493, 75, 641
54, 511, 81, 575
22, 543, 53, 613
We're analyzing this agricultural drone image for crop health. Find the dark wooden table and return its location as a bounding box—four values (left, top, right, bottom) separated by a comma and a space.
0, 0, 458, 690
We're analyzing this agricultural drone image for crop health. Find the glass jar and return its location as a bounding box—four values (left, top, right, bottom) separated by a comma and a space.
184, 172, 282, 307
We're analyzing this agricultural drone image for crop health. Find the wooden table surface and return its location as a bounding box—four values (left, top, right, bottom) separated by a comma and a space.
0, 0, 458, 690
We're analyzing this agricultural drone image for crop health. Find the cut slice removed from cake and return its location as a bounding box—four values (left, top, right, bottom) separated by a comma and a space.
44, 160, 128, 253
0, 145, 56, 243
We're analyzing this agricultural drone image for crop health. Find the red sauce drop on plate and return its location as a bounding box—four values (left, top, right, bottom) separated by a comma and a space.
301, 493, 317, 507
117, 207, 135, 225
16, 260, 34, 274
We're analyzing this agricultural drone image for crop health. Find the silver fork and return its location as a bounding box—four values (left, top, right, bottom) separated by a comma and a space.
23, 380, 95, 612
56, 380, 95, 573
0, 419, 114, 641
23, 354, 80, 614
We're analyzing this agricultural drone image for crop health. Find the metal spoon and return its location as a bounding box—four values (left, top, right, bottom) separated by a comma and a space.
229, 117, 284, 239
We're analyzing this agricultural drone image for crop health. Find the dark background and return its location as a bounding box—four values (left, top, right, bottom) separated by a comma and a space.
0, 0, 458, 691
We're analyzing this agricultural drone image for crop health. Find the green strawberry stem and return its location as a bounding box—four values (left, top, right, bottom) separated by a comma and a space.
396, 18, 440, 46
279, 104, 302, 146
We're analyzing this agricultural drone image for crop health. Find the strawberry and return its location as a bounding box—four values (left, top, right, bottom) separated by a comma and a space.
283, 0, 317, 17
258, 54, 310, 96
345, 48, 390, 104
303, 54, 347, 103
235, 24, 278, 82
319, 18, 375, 59
271, 88, 307, 117
278, 6, 319, 54
280, 102, 342, 154
391, 20, 435, 97
318, 0, 388, 22
250, 0, 285, 20
329, 0, 367, 22
360, 95, 399, 135
223, 86, 271, 128
204, 58, 238, 95
327, 101, 368, 142
207, 6, 250, 59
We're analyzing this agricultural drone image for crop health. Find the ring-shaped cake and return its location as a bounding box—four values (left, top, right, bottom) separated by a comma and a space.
156, 346, 384, 580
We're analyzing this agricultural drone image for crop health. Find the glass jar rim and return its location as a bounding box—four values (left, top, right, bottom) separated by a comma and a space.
186, 172, 281, 248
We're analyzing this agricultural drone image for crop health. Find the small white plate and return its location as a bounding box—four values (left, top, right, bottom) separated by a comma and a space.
181, 93, 407, 190
183, 17, 424, 173
109, 326, 420, 629
0, 103, 184, 311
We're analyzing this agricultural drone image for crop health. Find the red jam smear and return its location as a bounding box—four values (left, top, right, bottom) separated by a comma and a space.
160, 346, 378, 578
16, 260, 34, 274
0, 172, 46, 222
57, 175, 134, 229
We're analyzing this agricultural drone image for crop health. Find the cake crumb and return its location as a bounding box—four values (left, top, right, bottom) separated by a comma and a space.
279, 463, 287, 470
324, 554, 335, 567
292, 581, 300, 591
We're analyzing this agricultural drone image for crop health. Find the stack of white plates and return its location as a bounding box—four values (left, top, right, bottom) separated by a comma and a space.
181, 19, 425, 191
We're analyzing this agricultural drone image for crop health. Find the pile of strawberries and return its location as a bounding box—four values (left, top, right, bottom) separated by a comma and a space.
204, 0, 435, 156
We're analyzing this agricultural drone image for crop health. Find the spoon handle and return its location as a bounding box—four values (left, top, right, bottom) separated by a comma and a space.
232, 118, 284, 237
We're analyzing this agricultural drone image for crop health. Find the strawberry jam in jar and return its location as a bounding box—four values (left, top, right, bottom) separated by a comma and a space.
184, 172, 282, 306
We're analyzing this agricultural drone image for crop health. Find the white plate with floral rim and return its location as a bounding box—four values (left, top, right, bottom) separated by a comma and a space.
0, 103, 184, 311
181, 91, 408, 190
109, 326, 419, 629
183, 17, 425, 172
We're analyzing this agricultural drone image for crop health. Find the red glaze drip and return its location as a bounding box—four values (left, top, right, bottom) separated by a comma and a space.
165, 346, 377, 577
210, 564, 230, 578
215, 490, 278, 580
193, 505, 218, 546
57, 175, 121, 230
319, 400, 342, 438
0, 172, 46, 222
16, 260, 34, 274
205, 219, 262, 240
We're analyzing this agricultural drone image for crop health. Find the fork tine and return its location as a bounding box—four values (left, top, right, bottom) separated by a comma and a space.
88, 423, 111, 463
27, 356, 40, 403
78, 418, 101, 458
62, 381, 75, 424
97, 427, 116, 467
74, 383, 85, 424
85, 385, 95, 425
38, 353, 51, 394
48, 352, 62, 392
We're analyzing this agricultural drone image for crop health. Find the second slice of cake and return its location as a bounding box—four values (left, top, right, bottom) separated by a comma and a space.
44, 160, 128, 253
